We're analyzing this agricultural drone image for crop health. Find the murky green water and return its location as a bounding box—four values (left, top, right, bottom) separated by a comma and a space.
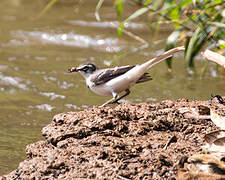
0, 0, 224, 175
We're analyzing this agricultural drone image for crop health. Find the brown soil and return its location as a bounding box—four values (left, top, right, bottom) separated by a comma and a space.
1, 97, 224, 180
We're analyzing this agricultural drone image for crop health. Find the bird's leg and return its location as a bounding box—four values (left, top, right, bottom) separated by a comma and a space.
100, 89, 130, 107
100, 93, 118, 107
112, 89, 130, 104
100, 97, 116, 107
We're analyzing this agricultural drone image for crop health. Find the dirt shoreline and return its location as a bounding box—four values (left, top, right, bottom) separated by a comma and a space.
1, 97, 225, 179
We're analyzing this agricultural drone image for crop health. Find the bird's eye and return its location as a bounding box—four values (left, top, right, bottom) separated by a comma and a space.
88, 65, 96, 71
82, 66, 90, 72
81, 64, 96, 73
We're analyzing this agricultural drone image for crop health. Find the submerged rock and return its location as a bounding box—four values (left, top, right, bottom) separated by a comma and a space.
1, 97, 224, 179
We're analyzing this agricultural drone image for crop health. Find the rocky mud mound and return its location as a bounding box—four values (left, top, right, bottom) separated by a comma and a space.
2, 97, 225, 180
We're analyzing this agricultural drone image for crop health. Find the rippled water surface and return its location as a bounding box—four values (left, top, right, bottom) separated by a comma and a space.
0, 0, 224, 175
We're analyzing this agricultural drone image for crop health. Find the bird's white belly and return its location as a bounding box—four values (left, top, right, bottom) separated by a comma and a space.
89, 84, 113, 96
86, 78, 112, 96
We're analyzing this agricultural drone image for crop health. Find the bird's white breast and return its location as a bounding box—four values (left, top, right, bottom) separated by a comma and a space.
86, 76, 112, 96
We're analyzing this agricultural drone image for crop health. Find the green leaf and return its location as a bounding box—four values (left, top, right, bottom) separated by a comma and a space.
219, 41, 225, 49
169, 7, 179, 21
157, 0, 177, 14
165, 29, 182, 68
117, 23, 125, 37
39, 0, 59, 17
124, 7, 149, 22
115, 0, 124, 19
169, 6, 180, 29
184, 36, 190, 56
118, 7, 150, 36
185, 25, 211, 68
178, 0, 193, 7
185, 27, 201, 68
205, 0, 224, 9
144, 0, 152, 6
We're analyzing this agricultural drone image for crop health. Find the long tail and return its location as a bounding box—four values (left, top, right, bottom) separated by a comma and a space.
123, 46, 185, 84
142, 46, 185, 70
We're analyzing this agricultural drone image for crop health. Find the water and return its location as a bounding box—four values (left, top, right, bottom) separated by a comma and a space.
0, 0, 224, 175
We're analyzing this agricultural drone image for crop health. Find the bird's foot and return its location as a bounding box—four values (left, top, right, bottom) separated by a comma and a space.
112, 99, 120, 104
99, 104, 105, 108
99, 100, 120, 107
99, 97, 117, 107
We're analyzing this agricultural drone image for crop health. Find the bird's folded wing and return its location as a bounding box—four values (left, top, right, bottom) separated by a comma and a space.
91, 65, 135, 85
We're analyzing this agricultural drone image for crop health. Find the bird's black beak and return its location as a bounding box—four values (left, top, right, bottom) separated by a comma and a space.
68, 67, 78, 73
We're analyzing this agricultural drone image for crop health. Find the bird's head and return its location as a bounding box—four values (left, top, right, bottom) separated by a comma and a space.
68, 63, 98, 78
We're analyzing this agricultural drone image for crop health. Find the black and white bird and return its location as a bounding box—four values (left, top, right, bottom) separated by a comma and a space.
68, 47, 184, 107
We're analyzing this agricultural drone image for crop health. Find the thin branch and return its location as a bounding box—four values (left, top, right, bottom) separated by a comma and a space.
110, 22, 148, 44
95, 0, 105, 21
201, 50, 225, 68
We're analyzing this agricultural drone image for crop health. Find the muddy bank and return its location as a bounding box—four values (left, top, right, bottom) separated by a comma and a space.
1, 97, 225, 179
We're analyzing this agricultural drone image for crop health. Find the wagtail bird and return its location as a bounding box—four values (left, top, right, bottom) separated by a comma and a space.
68, 47, 184, 107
